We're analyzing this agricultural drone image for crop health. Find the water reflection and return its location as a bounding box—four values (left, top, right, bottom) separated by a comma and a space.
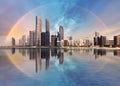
10, 48, 120, 73
13, 48, 65, 73
114, 50, 120, 56
11, 48, 16, 54
3, 48, 120, 86
94, 49, 106, 60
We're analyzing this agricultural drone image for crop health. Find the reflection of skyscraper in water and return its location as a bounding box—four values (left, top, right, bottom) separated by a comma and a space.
28, 49, 42, 73
46, 56, 49, 70
69, 49, 72, 56
11, 37, 15, 46
114, 50, 120, 56
41, 49, 50, 70
57, 49, 64, 64
21, 49, 27, 56
18, 48, 65, 72
35, 49, 42, 73
94, 49, 106, 59
29, 48, 36, 60
11, 48, 15, 54
51, 48, 57, 57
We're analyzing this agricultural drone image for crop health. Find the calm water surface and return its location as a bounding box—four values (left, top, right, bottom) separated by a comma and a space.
0, 48, 120, 86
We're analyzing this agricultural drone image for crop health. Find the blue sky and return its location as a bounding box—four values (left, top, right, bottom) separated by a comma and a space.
0, 0, 120, 44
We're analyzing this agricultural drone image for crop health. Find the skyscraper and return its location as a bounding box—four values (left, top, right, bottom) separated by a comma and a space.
94, 32, 99, 46
29, 31, 35, 46
51, 35, 57, 46
114, 35, 120, 46
59, 26, 64, 40
11, 37, 15, 46
36, 16, 42, 46
41, 32, 46, 46
19, 39, 22, 46
22, 35, 26, 46
99, 36, 106, 47
45, 18, 50, 46
57, 32, 61, 46
45, 18, 50, 32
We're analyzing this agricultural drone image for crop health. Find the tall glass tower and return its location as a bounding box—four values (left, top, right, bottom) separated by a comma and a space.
45, 18, 50, 32
59, 26, 64, 41
45, 18, 50, 46
36, 16, 42, 46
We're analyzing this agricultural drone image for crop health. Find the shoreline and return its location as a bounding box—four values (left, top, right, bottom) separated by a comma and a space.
0, 46, 120, 50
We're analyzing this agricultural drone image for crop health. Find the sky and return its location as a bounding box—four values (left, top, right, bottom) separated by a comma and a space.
0, 0, 120, 45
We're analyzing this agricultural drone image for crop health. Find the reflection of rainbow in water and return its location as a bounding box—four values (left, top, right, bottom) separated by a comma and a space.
5, 48, 120, 81
5, 50, 40, 80
5, 48, 64, 80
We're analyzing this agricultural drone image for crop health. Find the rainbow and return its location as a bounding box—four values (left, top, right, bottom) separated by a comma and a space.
5, 3, 110, 79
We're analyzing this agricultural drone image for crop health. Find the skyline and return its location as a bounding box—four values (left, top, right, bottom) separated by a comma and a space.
1, 0, 120, 45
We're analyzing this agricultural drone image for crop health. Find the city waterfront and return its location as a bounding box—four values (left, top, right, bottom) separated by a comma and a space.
0, 48, 120, 86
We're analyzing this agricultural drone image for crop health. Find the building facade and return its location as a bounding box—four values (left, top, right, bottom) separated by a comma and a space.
36, 16, 42, 46
59, 26, 64, 40
99, 36, 106, 47
29, 31, 35, 46
114, 35, 120, 46
41, 32, 46, 46
12, 37, 15, 46
45, 19, 50, 46
22, 35, 26, 46
64, 40, 69, 46
51, 35, 57, 46
94, 32, 100, 46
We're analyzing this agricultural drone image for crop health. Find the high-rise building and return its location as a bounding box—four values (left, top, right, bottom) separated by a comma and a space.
45, 18, 50, 32
59, 26, 64, 40
22, 35, 26, 46
94, 32, 106, 47
69, 36, 72, 46
12, 37, 15, 46
106, 40, 114, 46
45, 19, 50, 46
36, 16, 42, 46
41, 32, 46, 46
29, 31, 35, 46
41, 32, 51, 46
26, 36, 29, 46
94, 32, 99, 46
94, 37, 100, 46
45, 32, 50, 46
114, 35, 120, 46
83, 39, 92, 47
19, 39, 22, 46
57, 32, 61, 46
64, 40, 69, 46
51, 35, 57, 46
99, 36, 106, 47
